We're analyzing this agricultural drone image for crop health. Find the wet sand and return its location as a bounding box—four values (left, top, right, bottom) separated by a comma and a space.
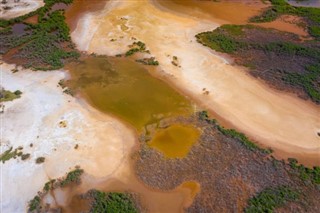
71, 0, 320, 166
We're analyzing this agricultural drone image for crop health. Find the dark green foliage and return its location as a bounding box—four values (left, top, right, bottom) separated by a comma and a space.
0, 89, 22, 102
198, 111, 271, 154
0, 147, 24, 163
196, 32, 244, 53
136, 57, 159, 65
125, 48, 140, 56
289, 158, 320, 184
125, 41, 148, 56
14, 90, 22, 96
60, 168, 84, 187
43, 179, 55, 191
217, 126, 272, 154
285, 64, 320, 103
250, 0, 320, 40
245, 186, 299, 213
28, 196, 41, 212
90, 190, 138, 213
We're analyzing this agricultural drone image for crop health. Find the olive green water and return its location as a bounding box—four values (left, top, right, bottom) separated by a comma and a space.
67, 56, 193, 130
149, 124, 200, 158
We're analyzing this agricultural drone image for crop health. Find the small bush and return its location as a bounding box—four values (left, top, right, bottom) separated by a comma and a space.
245, 186, 299, 213
35, 157, 45, 164
89, 190, 138, 213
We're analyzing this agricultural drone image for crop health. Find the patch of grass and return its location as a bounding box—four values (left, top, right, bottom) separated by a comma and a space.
288, 158, 320, 185
0, 89, 22, 102
245, 186, 299, 213
89, 190, 138, 213
60, 168, 84, 187
198, 111, 271, 154
285, 64, 320, 103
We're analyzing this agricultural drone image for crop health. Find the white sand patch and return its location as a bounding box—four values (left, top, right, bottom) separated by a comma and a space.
0, 0, 44, 20
71, 0, 320, 165
0, 62, 136, 212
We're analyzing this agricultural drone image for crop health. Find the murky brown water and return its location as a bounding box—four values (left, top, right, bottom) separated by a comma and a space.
65, 0, 109, 32
155, 0, 268, 24
66, 56, 192, 130
149, 124, 200, 158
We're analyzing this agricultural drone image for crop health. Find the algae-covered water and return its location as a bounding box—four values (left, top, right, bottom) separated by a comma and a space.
67, 56, 192, 130
149, 124, 200, 158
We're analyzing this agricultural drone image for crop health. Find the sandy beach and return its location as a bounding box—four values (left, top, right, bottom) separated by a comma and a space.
71, 0, 320, 165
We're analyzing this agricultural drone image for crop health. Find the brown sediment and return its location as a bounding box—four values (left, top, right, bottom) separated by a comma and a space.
65, 0, 109, 32
254, 15, 310, 38
155, 0, 268, 25
55, 158, 199, 213
24, 14, 39, 24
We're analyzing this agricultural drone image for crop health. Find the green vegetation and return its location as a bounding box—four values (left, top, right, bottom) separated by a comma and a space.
89, 190, 138, 213
28, 195, 41, 212
198, 111, 271, 154
217, 126, 272, 154
35, 157, 45, 164
43, 179, 56, 192
196, 32, 244, 53
136, 57, 159, 65
0, 89, 22, 102
245, 186, 299, 213
125, 41, 148, 56
60, 168, 84, 187
0, 146, 24, 163
285, 64, 320, 103
288, 158, 320, 185
250, 0, 320, 39
28, 167, 84, 211
0, 0, 79, 70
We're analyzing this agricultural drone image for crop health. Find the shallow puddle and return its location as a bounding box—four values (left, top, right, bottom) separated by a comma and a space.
66, 56, 192, 130
149, 124, 200, 158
